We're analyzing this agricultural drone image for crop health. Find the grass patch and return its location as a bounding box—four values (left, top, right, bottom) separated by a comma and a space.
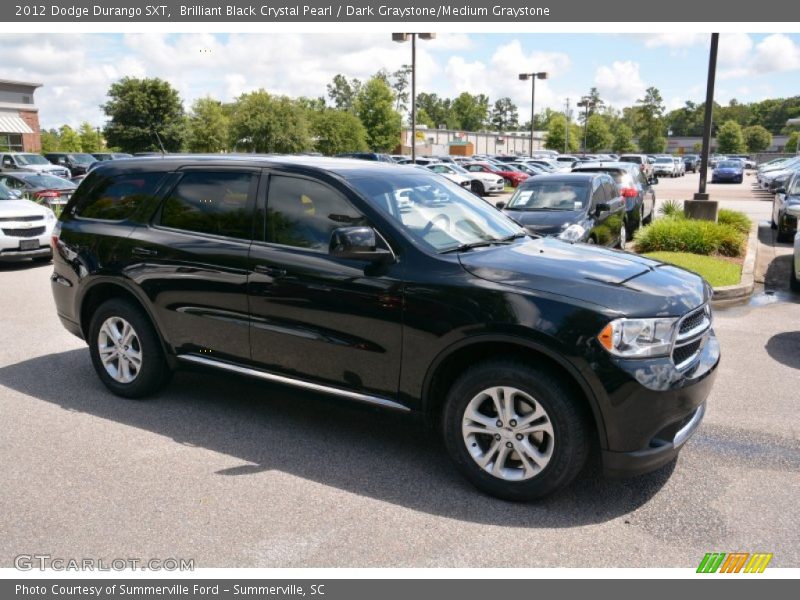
504, 185, 515, 193
633, 216, 746, 257
717, 208, 751, 234
644, 252, 742, 287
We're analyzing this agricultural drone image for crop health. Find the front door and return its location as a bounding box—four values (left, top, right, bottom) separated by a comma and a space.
247, 172, 404, 399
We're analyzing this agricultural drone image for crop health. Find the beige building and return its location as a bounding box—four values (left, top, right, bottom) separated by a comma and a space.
0, 79, 43, 153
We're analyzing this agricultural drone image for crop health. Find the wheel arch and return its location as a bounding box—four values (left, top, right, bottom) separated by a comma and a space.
421, 335, 608, 448
77, 277, 177, 368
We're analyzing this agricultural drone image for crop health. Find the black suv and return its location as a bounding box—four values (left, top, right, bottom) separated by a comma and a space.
44, 152, 97, 176
50, 156, 719, 500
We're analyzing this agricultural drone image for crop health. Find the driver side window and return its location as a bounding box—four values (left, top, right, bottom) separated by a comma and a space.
265, 175, 367, 252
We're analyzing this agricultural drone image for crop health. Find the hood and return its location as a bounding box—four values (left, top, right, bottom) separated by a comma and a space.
503, 209, 584, 236
21, 164, 67, 175
0, 198, 51, 217
472, 172, 504, 183
457, 237, 709, 317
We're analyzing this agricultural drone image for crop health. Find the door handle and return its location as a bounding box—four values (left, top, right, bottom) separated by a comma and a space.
254, 264, 286, 277
132, 247, 158, 257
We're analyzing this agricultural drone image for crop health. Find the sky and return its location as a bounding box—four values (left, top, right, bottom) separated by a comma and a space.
1, 32, 799, 130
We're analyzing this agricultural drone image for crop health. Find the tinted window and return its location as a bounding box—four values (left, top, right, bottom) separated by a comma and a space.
74, 171, 165, 220
266, 176, 366, 251
507, 181, 590, 210
159, 171, 254, 239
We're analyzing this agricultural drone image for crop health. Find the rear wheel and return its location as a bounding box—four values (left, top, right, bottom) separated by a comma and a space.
88, 298, 171, 399
442, 360, 590, 501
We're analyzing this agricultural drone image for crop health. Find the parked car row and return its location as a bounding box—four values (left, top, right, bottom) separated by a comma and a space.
0, 151, 132, 181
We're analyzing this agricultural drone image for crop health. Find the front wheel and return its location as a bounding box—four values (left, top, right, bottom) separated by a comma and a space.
442, 360, 590, 501
471, 180, 486, 197
88, 298, 171, 399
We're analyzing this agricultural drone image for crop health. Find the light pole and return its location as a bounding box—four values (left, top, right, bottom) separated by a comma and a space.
519, 71, 548, 156
564, 98, 571, 154
393, 33, 435, 162
578, 95, 604, 153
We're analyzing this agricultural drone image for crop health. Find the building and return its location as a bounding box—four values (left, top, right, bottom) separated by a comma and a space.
0, 79, 43, 153
399, 127, 547, 156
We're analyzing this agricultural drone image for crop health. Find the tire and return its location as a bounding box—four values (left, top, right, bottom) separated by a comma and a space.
791, 264, 800, 293
88, 298, 171, 399
776, 228, 793, 244
617, 221, 628, 249
442, 359, 590, 501
471, 180, 486, 197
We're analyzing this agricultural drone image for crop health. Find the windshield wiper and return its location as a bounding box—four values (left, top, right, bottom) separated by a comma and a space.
498, 232, 528, 242
441, 238, 515, 254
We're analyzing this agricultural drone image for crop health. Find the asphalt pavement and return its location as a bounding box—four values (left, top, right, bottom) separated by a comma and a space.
1, 174, 798, 568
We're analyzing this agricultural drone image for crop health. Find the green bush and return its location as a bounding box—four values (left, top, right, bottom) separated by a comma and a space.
717, 209, 751, 234
634, 217, 745, 257
658, 199, 683, 218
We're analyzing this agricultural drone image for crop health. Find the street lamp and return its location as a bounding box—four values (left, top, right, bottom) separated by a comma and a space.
578, 95, 603, 153
393, 33, 435, 161
519, 71, 548, 157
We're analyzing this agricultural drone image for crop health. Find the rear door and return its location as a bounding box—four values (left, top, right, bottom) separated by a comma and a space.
121, 167, 258, 362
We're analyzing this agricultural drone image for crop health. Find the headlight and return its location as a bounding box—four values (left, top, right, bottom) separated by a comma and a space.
597, 317, 678, 358
45, 209, 56, 222
558, 223, 585, 242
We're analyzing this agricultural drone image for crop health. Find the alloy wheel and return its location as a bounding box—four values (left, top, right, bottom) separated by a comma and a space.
97, 316, 143, 384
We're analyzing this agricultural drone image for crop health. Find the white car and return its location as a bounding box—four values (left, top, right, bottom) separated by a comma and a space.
653, 157, 677, 177
423, 164, 472, 190
672, 157, 685, 176
0, 183, 56, 262
792, 231, 800, 292
425, 163, 504, 196
0, 152, 71, 179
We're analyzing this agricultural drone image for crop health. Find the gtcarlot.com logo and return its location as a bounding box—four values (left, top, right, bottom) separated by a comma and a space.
697, 552, 773, 573
14, 554, 194, 571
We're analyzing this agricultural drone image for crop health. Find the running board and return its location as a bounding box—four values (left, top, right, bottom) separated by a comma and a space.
177, 354, 410, 412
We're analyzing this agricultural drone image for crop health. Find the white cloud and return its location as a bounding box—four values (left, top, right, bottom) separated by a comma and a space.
719, 33, 800, 79
594, 61, 647, 106
635, 33, 708, 49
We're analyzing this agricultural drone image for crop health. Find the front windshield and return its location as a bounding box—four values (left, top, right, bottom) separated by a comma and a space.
450, 164, 471, 175
0, 182, 16, 199
655, 157, 673, 164
15, 154, 50, 166
718, 161, 741, 169
69, 153, 96, 164
349, 172, 522, 253
506, 181, 590, 211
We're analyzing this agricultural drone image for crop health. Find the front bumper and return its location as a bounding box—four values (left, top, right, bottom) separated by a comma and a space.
653, 168, 674, 176
597, 329, 719, 477
0, 231, 52, 261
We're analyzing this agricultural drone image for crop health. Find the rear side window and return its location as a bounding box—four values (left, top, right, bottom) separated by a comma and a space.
74, 171, 165, 220
159, 171, 255, 240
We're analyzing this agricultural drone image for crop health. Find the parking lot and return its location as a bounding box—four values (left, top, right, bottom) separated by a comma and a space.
1, 172, 798, 568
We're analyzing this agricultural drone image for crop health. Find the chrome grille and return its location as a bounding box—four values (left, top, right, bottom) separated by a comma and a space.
2, 226, 46, 238
672, 304, 712, 370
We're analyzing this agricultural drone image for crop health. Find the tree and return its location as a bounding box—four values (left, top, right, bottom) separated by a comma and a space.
103, 77, 186, 153
40, 129, 60, 153
78, 122, 102, 152
415, 93, 453, 129
391, 65, 412, 116
187, 97, 230, 153
355, 77, 402, 152
716, 120, 746, 154
58, 125, 82, 152
635, 87, 666, 154
742, 125, 772, 153
585, 114, 613, 152
327, 74, 362, 112
230, 90, 311, 153
784, 131, 799, 153
451, 92, 489, 131
545, 114, 579, 153
611, 123, 637, 153
415, 107, 435, 128
311, 109, 368, 155
578, 87, 604, 125
490, 97, 519, 132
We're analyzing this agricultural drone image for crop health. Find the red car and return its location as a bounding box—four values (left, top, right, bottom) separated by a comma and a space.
464, 162, 529, 187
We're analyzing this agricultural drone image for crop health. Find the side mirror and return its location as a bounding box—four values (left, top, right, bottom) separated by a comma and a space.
595, 203, 610, 216
329, 226, 393, 263
495, 201, 506, 209
775, 187, 786, 195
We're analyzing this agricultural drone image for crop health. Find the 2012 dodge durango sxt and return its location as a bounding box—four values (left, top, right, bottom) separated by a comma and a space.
50, 156, 719, 500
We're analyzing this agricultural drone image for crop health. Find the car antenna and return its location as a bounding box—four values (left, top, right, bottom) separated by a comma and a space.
152, 127, 167, 155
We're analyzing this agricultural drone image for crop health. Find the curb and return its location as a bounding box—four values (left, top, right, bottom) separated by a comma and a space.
712, 222, 758, 302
